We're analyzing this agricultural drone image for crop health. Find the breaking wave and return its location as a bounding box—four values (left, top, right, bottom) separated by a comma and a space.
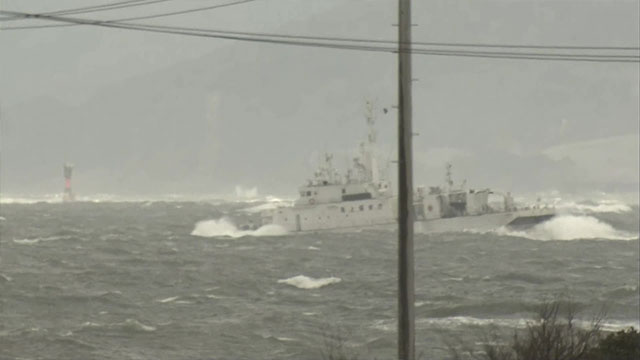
555, 200, 633, 214
417, 316, 640, 332
80, 319, 156, 333
277, 275, 341, 289
190, 218, 287, 238
12, 236, 70, 245
498, 215, 638, 241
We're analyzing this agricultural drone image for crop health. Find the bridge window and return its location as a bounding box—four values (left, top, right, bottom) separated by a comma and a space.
359, 205, 364, 211
342, 188, 346, 194
369, 205, 373, 210
378, 203, 383, 210
306, 191, 311, 196
341, 207, 345, 213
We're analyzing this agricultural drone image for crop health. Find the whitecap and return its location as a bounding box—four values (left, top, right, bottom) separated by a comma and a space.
156, 296, 179, 303
122, 319, 156, 332
81, 321, 102, 328
277, 275, 341, 289
12, 235, 68, 245
555, 200, 633, 214
307, 246, 320, 251
0, 273, 12, 282
276, 337, 296, 342
13, 238, 41, 245
416, 316, 640, 333
190, 217, 287, 238
0, 216, 6, 221
496, 215, 638, 241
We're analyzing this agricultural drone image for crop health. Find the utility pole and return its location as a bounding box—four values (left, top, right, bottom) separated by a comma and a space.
397, 0, 415, 359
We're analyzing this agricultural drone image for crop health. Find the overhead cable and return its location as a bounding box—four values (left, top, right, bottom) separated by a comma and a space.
2, 10, 638, 63
1, 0, 257, 28
0, 0, 173, 22
3, 8, 638, 54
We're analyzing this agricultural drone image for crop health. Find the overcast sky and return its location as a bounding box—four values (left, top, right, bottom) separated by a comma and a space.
1, 0, 638, 199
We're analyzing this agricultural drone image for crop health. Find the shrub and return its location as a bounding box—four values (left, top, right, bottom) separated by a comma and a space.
587, 327, 640, 360
447, 300, 604, 360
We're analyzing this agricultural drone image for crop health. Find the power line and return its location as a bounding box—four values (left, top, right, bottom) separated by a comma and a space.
91, 23, 640, 53
3, 8, 638, 54
1, 0, 257, 29
50, 0, 172, 16
0, 0, 172, 22
2, 10, 638, 63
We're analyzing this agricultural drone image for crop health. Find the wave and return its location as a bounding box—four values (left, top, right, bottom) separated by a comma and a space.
490, 272, 563, 284
277, 275, 341, 289
156, 296, 180, 303
604, 285, 639, 299
190, 217, 287, 238
417, 316, 640, 332
12, 235, 70, 245
0, 192, 292, 204
241, 201, 293, 213
555, 200, 633, 214
80, 319, 156, 333
424, 301, 531, 318
497, 215, 638, 241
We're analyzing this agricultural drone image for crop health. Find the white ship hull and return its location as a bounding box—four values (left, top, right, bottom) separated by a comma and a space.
415, 208, 555, 234
251, 102, 556, 236
261, 201, 554, 234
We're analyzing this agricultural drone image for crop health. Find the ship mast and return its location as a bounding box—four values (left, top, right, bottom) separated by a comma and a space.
365, 101, 380, 184
397, 0, 415, 359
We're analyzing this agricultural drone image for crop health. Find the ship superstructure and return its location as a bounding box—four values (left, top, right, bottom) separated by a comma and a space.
414, 163, 554, 233
258, 103, 555, 233
260, 102, 397, 232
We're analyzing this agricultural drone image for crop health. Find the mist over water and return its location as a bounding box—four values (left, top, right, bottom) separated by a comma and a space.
0, 197, 638, 359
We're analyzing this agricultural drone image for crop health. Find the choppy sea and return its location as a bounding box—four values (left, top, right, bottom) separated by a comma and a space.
1, 196, 638, 359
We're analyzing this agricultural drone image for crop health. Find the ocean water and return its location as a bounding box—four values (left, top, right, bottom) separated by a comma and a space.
0, 199, 638, 359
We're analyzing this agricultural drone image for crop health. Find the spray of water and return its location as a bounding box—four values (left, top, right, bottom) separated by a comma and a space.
498, 215, 638, 241
191, 217, 287, 238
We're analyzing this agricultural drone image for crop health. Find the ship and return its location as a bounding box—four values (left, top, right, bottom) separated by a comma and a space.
255, 102, 555, 233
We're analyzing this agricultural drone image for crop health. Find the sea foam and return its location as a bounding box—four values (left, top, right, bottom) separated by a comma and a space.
498, 215, 638, 241
277, 275, 341, 289
555, 200, 633, 214
190, 218, 287, 238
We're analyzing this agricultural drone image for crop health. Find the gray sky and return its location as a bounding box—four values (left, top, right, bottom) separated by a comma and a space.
1, 0, 638, 198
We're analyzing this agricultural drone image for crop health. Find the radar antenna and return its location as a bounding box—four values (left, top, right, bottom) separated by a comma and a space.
365, 100, 377, 145
445, 162, 454, 188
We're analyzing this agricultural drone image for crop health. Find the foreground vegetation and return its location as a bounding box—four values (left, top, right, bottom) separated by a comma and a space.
321, 301, 639, 360
447, 301, 639, 360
